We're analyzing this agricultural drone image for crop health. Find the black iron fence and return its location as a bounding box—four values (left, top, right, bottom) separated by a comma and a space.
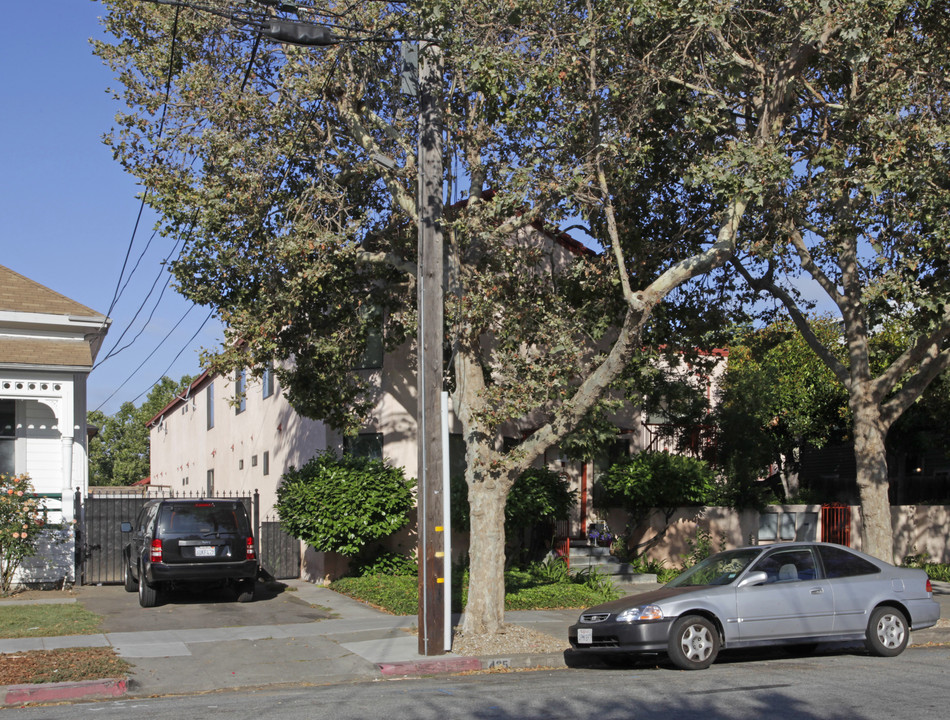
76, 489, 300, 585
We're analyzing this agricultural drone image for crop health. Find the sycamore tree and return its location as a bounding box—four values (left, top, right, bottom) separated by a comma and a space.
721, 2, 950, 560
93, 0, 858, 635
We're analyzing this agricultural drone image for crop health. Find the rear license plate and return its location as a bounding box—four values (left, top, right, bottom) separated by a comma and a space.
194, 546, 216, 558
578, 628, 593, 644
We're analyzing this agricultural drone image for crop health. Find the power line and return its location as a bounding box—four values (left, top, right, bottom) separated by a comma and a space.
94, 304, 203, 412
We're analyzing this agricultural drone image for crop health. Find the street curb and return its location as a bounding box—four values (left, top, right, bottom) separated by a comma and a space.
1, 676, 127, 706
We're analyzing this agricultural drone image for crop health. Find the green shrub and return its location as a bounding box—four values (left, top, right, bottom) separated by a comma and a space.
276, 452, 414, 557
351, 550, 418, 577
329, 574, 418, 615
924, 564, 950, 582
596, 452, 716, 523
330, 561, 621, 615
504, 583, 615, 610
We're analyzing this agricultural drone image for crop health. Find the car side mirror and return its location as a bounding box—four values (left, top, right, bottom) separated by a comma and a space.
737, 571, 768, 588
120, 522, 133, 533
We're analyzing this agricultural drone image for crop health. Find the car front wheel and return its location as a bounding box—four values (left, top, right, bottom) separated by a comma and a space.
866, 606, 908, 657
668, 615, 720, 670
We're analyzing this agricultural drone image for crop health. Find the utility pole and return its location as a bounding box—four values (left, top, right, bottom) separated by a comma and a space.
415, 41, 446, 656
259, 19, 447, 656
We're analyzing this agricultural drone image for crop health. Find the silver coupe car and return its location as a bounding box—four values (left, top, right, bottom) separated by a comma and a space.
568, 541, 940, 670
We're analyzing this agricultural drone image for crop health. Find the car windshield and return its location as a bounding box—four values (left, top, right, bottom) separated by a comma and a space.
666, 548, 763, 587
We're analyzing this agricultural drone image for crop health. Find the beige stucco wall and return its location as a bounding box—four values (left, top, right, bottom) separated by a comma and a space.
607, 504, 950, 567
149, 372, 328, 519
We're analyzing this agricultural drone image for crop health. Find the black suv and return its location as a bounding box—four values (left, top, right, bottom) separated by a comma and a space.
121, 498, 259, 607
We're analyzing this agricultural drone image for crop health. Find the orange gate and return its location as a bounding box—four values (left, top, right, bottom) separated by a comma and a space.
821, 504, 852, 546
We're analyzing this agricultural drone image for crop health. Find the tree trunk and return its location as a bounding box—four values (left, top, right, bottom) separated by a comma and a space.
460, 478, 509, 635
851, 391, 893, 562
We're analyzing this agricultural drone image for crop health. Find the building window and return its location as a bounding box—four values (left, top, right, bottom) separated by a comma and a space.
343, 433, 384, 460
262, 363, 274, 399
207, 382, 215, 430
263, 451, 270, 476
206, 469, 215, 496
0, 400, 14, 476
239, 459, 244, 470
251, 455, 258, 467
355, 307, 384, 370
235, 370, 247, 414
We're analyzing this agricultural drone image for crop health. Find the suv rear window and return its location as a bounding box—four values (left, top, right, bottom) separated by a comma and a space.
157, 503, 249, 536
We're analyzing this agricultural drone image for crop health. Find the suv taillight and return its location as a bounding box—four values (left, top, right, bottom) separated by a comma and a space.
246, 537, 256, 561
150, 539, 163, 562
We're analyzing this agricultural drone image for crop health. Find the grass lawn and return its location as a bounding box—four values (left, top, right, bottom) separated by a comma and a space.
0, 603, 103, 639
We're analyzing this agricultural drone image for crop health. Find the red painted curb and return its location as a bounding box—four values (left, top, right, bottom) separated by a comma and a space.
377, 657, 482, 676
3, 677, 127, 706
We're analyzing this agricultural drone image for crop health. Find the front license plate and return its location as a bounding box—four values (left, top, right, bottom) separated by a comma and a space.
194, 546, 216, 557
578, 628, 593, 644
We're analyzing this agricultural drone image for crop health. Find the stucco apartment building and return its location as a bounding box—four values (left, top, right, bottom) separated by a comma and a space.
0, 264, 110, 586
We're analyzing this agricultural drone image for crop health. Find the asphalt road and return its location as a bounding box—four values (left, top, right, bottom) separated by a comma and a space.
13, 645, 950, 719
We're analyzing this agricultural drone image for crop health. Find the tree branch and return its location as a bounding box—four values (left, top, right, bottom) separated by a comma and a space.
732, 255, 851, 388
880, 343, 950, 428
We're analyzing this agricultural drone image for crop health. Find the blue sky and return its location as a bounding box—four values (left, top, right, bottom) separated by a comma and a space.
1, 2, 221, 415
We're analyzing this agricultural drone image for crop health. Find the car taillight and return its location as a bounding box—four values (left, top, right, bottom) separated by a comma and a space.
150, 539, 163, 562
926, 578, 933, 594
246, 537, 256, 561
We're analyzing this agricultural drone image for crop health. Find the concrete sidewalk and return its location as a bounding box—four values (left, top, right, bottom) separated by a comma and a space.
1, 579, 948, 706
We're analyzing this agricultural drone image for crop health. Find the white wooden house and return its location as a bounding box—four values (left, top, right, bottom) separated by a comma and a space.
0, 264, 110, 586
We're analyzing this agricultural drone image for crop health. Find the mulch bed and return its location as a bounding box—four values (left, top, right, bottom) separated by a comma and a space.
0, 648, 130, 685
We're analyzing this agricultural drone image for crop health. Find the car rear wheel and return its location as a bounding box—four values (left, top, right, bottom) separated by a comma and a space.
866, 606, 908, 657
235, 580, 255, 603
138, 569, 160, 608
668, 615, 719, 670
124, 561, 137, 593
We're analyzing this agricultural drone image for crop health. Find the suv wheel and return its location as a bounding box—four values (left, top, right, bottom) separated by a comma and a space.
235, 580, 255, 603
138, 569, 160, 608
124, 561, 137, 593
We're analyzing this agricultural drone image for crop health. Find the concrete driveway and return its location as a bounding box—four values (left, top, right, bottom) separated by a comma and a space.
77, 580, 336, 633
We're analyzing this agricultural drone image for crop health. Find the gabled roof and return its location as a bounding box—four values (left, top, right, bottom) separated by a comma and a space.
0, 265, 110, 370
0, 265, 103, 317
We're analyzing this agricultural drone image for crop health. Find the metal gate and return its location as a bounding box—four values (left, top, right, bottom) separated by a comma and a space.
260, 519, 301, 580
78, 490, 300, 585
820, 503, 852, 546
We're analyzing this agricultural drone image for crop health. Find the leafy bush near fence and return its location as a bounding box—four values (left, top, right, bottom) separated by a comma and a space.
276, 452, 414, 557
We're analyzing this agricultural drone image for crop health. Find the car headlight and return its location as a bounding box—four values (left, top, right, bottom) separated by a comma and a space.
616, 604, 664, 623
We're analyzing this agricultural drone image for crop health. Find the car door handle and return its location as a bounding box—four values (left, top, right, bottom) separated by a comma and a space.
810, 587, 824, 595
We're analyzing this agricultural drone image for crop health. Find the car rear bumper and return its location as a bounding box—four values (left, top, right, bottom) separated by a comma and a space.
907, 597, 941, 630
568, 618, 673, 652
146, 560, 258, 585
